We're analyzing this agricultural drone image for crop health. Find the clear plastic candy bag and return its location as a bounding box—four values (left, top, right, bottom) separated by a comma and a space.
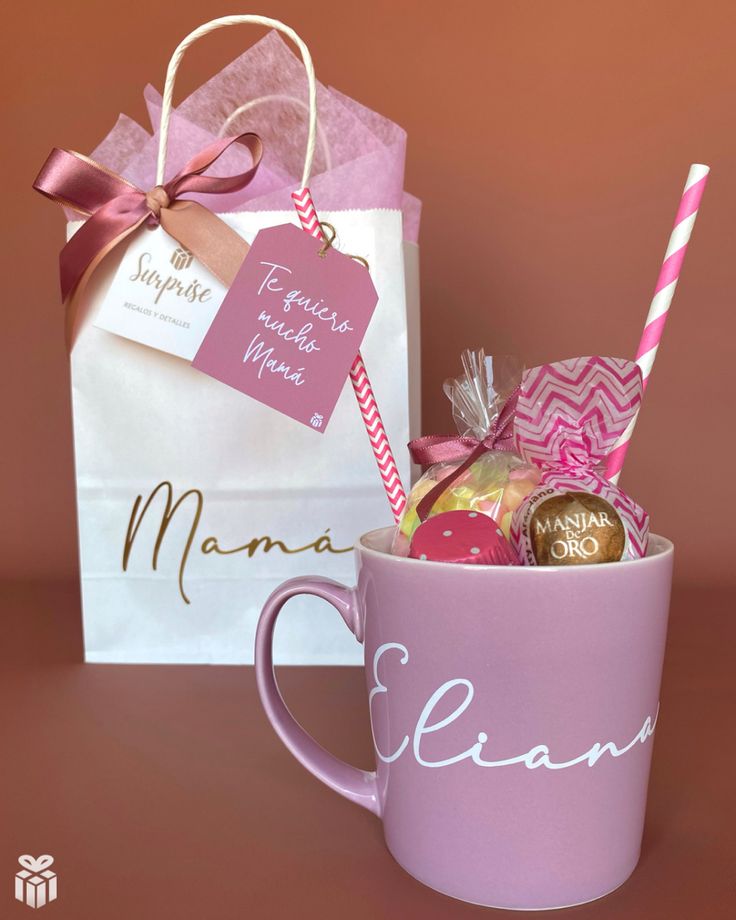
392, 351, 539, 557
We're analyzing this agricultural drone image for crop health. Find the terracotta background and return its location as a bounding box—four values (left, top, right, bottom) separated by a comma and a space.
3, 0, 736, 586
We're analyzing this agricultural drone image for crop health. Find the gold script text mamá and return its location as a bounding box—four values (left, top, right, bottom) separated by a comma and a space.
123, 481, 352, 604
129, 253, 212, 306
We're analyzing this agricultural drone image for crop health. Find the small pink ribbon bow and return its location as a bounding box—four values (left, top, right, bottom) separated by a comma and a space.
33, 133, 262, 345
409, 387, 520, 523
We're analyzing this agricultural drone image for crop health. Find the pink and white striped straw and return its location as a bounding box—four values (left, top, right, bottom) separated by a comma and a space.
292, 187, 408, 522
606, 164, 709, 484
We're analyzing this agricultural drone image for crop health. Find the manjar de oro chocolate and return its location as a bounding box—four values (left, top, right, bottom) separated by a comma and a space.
510, 356, 650, 566
521, 490, 626, 565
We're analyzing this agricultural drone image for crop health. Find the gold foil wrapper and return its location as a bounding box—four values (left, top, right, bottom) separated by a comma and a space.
528, 491, 625, 565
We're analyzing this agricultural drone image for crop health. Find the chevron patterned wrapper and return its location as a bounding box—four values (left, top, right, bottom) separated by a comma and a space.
510, 357, 649, 566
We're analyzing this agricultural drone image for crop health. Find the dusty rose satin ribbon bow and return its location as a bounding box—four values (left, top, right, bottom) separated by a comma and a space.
409, 387, 520, 523
33, 133, 262, 342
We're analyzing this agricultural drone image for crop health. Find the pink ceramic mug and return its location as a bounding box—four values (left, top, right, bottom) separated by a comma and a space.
255, 526, 673, 910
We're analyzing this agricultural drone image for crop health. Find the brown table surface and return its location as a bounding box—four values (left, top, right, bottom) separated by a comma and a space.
1, 581, 733, 919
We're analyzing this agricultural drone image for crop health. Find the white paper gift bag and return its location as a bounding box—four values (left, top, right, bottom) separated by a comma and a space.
41, 16, 420, 663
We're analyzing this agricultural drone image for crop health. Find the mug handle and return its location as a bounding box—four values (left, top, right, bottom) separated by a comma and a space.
254, 576, 380, 816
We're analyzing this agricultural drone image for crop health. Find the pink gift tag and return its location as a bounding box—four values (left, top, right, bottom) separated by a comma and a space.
193, 224, 378, 432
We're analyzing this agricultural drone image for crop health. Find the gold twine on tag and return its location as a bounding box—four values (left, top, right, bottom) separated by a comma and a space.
317, 221, 369, 270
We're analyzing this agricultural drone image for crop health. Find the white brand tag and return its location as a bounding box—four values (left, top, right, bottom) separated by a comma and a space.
94, 226, 227, 359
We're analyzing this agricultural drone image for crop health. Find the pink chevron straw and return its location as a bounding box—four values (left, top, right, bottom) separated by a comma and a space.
605, 164, 709, 484
292, 187, 407, 521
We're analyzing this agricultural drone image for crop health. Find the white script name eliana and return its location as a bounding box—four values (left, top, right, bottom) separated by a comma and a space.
369, 643, 657, 770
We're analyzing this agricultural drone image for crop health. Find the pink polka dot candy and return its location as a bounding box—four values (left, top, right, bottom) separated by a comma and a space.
409, 510, 520, 566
